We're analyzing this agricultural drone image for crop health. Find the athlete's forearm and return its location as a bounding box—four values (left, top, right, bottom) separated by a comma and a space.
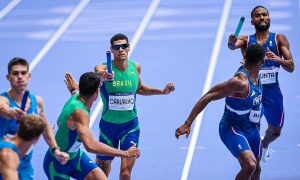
185, 94, 211, 127
137, 84, 163, 95
43, 122, 58, 149
278, 58, 295, 72
86, 140, 127, 158
0, 107, 18, 120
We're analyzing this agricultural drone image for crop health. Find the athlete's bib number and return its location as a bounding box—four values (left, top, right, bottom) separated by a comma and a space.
259, 69, 277, 84
109, 92, 134, 111
249, 109, 261, 123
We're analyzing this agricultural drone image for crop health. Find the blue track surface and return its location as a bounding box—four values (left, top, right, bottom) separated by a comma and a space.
0, 0, 299, 179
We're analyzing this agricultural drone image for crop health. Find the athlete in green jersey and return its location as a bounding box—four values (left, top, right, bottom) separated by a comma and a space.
43, 72, 140, 180
94, 34, 175, 179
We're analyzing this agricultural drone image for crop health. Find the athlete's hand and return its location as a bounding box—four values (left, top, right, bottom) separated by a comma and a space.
175, 123, 191, 139
228, 34, 237, 49
127, 144, 140, 158
64, 73, 79, 94
266, 47, 281, 63
97, 70, 114, 82
12, 108, 26, 120
54, 150, 70, 165
163, 83, 175, 94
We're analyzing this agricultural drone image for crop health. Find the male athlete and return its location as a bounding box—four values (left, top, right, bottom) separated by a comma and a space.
176, 44, 265, 179
44, 72, 140, 180
0, 58, 69, 179
227, 5, 295, 162
94, 33, 175, 179
0, 115, 46, 180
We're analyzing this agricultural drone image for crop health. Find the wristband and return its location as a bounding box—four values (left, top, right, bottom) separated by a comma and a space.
70, 88, 78, 94
51, 146, 60, 154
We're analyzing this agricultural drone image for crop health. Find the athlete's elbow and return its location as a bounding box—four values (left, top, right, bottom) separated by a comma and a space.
287, 65, 295, 73
83, 141, 96, 153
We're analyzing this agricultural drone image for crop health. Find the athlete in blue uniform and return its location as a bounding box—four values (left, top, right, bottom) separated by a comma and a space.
0, 115, 46, 180
227, 5, 295, 162
0, 58, 69, 179
176, 44, 265, 180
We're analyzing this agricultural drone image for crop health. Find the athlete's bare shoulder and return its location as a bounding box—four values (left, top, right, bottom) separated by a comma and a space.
276, 34, 290, 46
135, 62, 141, 74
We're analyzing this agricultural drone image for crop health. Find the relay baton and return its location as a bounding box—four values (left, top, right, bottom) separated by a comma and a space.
106, 51, 112, 73
106, 51, 112, 82
234, 16, 245, 37
21, 90, 29, 111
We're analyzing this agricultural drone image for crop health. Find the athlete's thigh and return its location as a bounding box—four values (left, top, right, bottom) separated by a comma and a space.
263, 88, 284, 127
43, 150, 71, 180
244, 127, 262, 158
71, 151, 98, 179
97, 120, 119, 161
119, 118, 140, 150
84, 167, 107, 180
219, 126, 251, 158
120, 128, 140, 150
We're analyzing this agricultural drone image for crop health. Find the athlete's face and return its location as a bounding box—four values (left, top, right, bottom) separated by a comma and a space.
7, 65, 31, 90
111, 39, 130, 61
251, 7, 270, 32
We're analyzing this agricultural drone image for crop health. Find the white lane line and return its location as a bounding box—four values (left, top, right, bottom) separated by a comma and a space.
89, 0, 162, 127
180, 146, 205, 150
180, 0, 232, 180
29, 0, 90, 72
128, 0, 161, 56
0, 0, 21, 20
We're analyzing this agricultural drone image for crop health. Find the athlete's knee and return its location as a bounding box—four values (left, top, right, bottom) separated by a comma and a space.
273, 128, 281, 137
255, 163, 261, 174
242, 158, 257, 174
120, 163, 134, 180
120, 169, 131, 180
269, 127, 281, 138
96, 159, 112, 175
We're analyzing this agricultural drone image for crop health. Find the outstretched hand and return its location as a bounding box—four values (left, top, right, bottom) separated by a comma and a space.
127, 144, 140, 158
175, 123, 191, 139
163, 83, 175, 94
54, 150, 70, 165
64, 73, 78, 94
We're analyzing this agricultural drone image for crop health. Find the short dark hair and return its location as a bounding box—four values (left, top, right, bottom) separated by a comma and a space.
245, 44, 265, 65
251, 5, 269, 18
79, 72, 100, 96
8, 57, 29, 74
110, 33, 129, 46
17, 115, 46, 141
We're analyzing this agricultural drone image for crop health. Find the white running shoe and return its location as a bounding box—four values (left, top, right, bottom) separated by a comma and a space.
262, 147, 275, 162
